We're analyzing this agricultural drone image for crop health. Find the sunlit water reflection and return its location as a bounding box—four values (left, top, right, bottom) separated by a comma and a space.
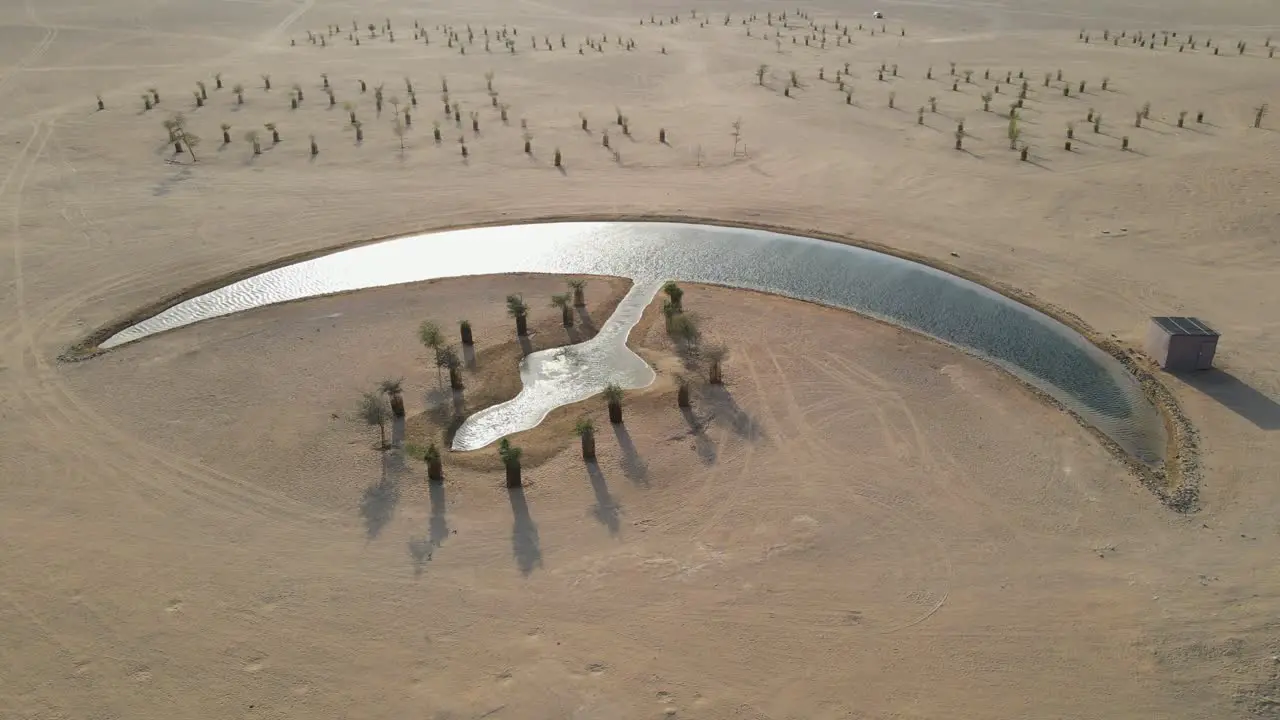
451, 281, 660, 450
101, 222, 1165, 463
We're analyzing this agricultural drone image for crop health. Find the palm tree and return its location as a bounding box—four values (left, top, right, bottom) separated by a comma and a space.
667, 313, 700, 348
459, 319, 473, 345
506, 294, 529, 336
177, 128, 201, 162
358, 391, 390, 449
380, 378, 405, 417
575, 417, 596, 460
418, 321, 444, 383
261, 73, 271, 90
437, 345, 464, 390
424, 442, 443, 481
220, 123, 231, 143
676, 374, 693, 408
567, 278, 587, 306
498, 438, 523, 487
245, 130, 261, 154
162, 116, 183, 152
551, 293, 573, 327
704, 345, 728, 385
265, 122, 279, 143
662, 281, 683, 312
603, 383, 624, 424
233, 83, 245, 104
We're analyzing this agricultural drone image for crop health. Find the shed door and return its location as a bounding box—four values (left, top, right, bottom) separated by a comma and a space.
1196, 341, 1215, 370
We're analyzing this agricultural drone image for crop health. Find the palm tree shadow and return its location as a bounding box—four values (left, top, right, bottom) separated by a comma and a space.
360, 450, 405, 539
407, 536, 432, 577
575, 306, 597, 334
565, 324, 582, 343
451, 388, 466, 416
677, 341, 703, 372
508, 486, 542, 576
611, 423, 649, 485
681, 406, 718, 463
424, 385, 451, 409
518, 335, 534, 356
585, 461, 621, 536
699, 384, 764, 441
463, 344, 477, 369
429, 479, 450, 547
392, 416, 405, 446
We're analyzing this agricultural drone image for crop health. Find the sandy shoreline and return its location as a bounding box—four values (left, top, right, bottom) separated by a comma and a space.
57, 277, 1188, 717
64, 216, 1198, 506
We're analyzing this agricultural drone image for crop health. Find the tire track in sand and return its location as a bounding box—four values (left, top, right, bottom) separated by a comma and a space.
0, 119, 332, 532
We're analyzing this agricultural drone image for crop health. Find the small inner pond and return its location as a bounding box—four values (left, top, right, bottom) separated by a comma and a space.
100, 222, 1166, 464
451, 281, 659, 451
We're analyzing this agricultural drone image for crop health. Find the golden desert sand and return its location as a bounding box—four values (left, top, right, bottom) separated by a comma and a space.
1, 0, 1279, 717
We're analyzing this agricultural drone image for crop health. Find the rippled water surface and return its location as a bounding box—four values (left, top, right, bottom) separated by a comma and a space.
102, 222, 1166, 463
451, 281, 659, 450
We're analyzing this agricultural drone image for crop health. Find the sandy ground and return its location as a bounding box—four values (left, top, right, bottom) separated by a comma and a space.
2, 0, 1280, 717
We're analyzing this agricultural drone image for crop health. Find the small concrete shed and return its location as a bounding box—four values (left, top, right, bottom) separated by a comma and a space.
1146, 316, 1219, 371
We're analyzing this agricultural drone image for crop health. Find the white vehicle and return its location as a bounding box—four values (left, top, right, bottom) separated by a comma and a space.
873, 11, 884, 19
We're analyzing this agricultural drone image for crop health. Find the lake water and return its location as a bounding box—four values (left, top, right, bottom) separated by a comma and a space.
101, 222, 1166, 463
451, 280, 659, 450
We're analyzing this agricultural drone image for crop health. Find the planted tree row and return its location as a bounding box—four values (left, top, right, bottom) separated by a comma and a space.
356, 280, 730, 489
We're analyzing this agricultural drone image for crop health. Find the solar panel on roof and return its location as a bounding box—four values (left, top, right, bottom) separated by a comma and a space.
1152, 316, 1217, 337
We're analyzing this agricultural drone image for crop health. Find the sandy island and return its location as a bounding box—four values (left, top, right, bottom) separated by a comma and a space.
2, 0, 1279, 717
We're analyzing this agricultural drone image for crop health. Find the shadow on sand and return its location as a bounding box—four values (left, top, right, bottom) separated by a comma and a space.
680, 406, 718, 464
405, 480, 451, 578
508, 486, 542, 576
699, 384, 765, 441
429, 479, 450, 548
360, 449, 405, 539
586, 461, 621, 536
1178, 369, 1280, 431
424, 384, 451, 409
392, 416, 406, 446
575, 306, 597, 334
407, 537, 432, 577
611, 422, 649, 485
